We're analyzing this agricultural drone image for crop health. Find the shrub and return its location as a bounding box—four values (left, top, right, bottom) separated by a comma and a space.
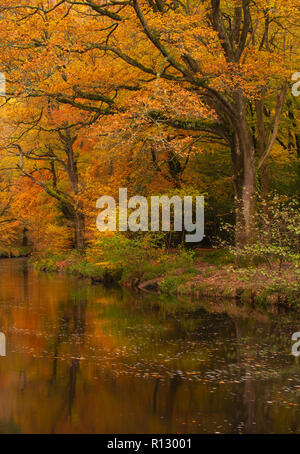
219, 195, 300, 269
97, 233, 163, 282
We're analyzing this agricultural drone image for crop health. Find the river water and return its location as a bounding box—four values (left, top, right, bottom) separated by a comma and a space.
0, 258, 300, 433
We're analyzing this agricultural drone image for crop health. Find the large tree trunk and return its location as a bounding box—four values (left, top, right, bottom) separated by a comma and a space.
233, 93, 257, 247
60, 129, 86, 250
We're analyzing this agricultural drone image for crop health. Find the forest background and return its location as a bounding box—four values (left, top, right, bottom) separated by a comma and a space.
0, 0, 299, 299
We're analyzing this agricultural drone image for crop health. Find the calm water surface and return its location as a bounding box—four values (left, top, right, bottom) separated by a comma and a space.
0, 258, 300, 433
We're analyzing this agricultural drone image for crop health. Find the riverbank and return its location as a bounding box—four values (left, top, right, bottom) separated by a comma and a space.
140, 262, 300, 309
30, 249, 300, 310
0, 246, 31, 259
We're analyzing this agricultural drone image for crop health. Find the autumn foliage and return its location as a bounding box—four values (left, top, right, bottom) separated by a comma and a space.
0, 0, 298, 256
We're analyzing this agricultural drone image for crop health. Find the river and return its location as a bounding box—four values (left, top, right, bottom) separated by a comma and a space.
0, 258, 300, 433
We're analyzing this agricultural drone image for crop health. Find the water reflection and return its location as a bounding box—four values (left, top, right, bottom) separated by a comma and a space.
0, 258, 300, 433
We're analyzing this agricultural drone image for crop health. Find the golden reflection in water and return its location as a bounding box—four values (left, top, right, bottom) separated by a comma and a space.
0, 258, 300, 434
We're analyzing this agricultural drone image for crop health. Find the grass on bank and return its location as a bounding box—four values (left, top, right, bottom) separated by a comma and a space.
29, 232, 300, 310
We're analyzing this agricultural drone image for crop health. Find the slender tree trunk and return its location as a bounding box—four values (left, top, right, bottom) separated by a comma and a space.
74, 212, 85, 251
231, 134, 245, 246
256, 97, 270, 239
255, 95, 269, 201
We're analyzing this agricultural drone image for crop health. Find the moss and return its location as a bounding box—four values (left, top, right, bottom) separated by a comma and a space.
31, 251, 115, 282
141, 262, 167, 282
202, 249, 234, 266
66, 261, 105, 279
160, 275, 185, 295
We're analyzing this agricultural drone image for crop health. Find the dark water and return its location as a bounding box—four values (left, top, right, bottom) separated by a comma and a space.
0, 258, 300, 433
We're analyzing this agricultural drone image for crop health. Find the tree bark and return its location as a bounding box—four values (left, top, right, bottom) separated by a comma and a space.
74, 212, 85, 251
232, 92, 257, 246
59, 129, 86, 250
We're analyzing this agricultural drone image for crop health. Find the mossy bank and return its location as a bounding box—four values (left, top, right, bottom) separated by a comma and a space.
31, 248, 300, 311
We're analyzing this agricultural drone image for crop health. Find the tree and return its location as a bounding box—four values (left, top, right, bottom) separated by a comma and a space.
0, 0, 298, 252
61, 0, 297, 246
